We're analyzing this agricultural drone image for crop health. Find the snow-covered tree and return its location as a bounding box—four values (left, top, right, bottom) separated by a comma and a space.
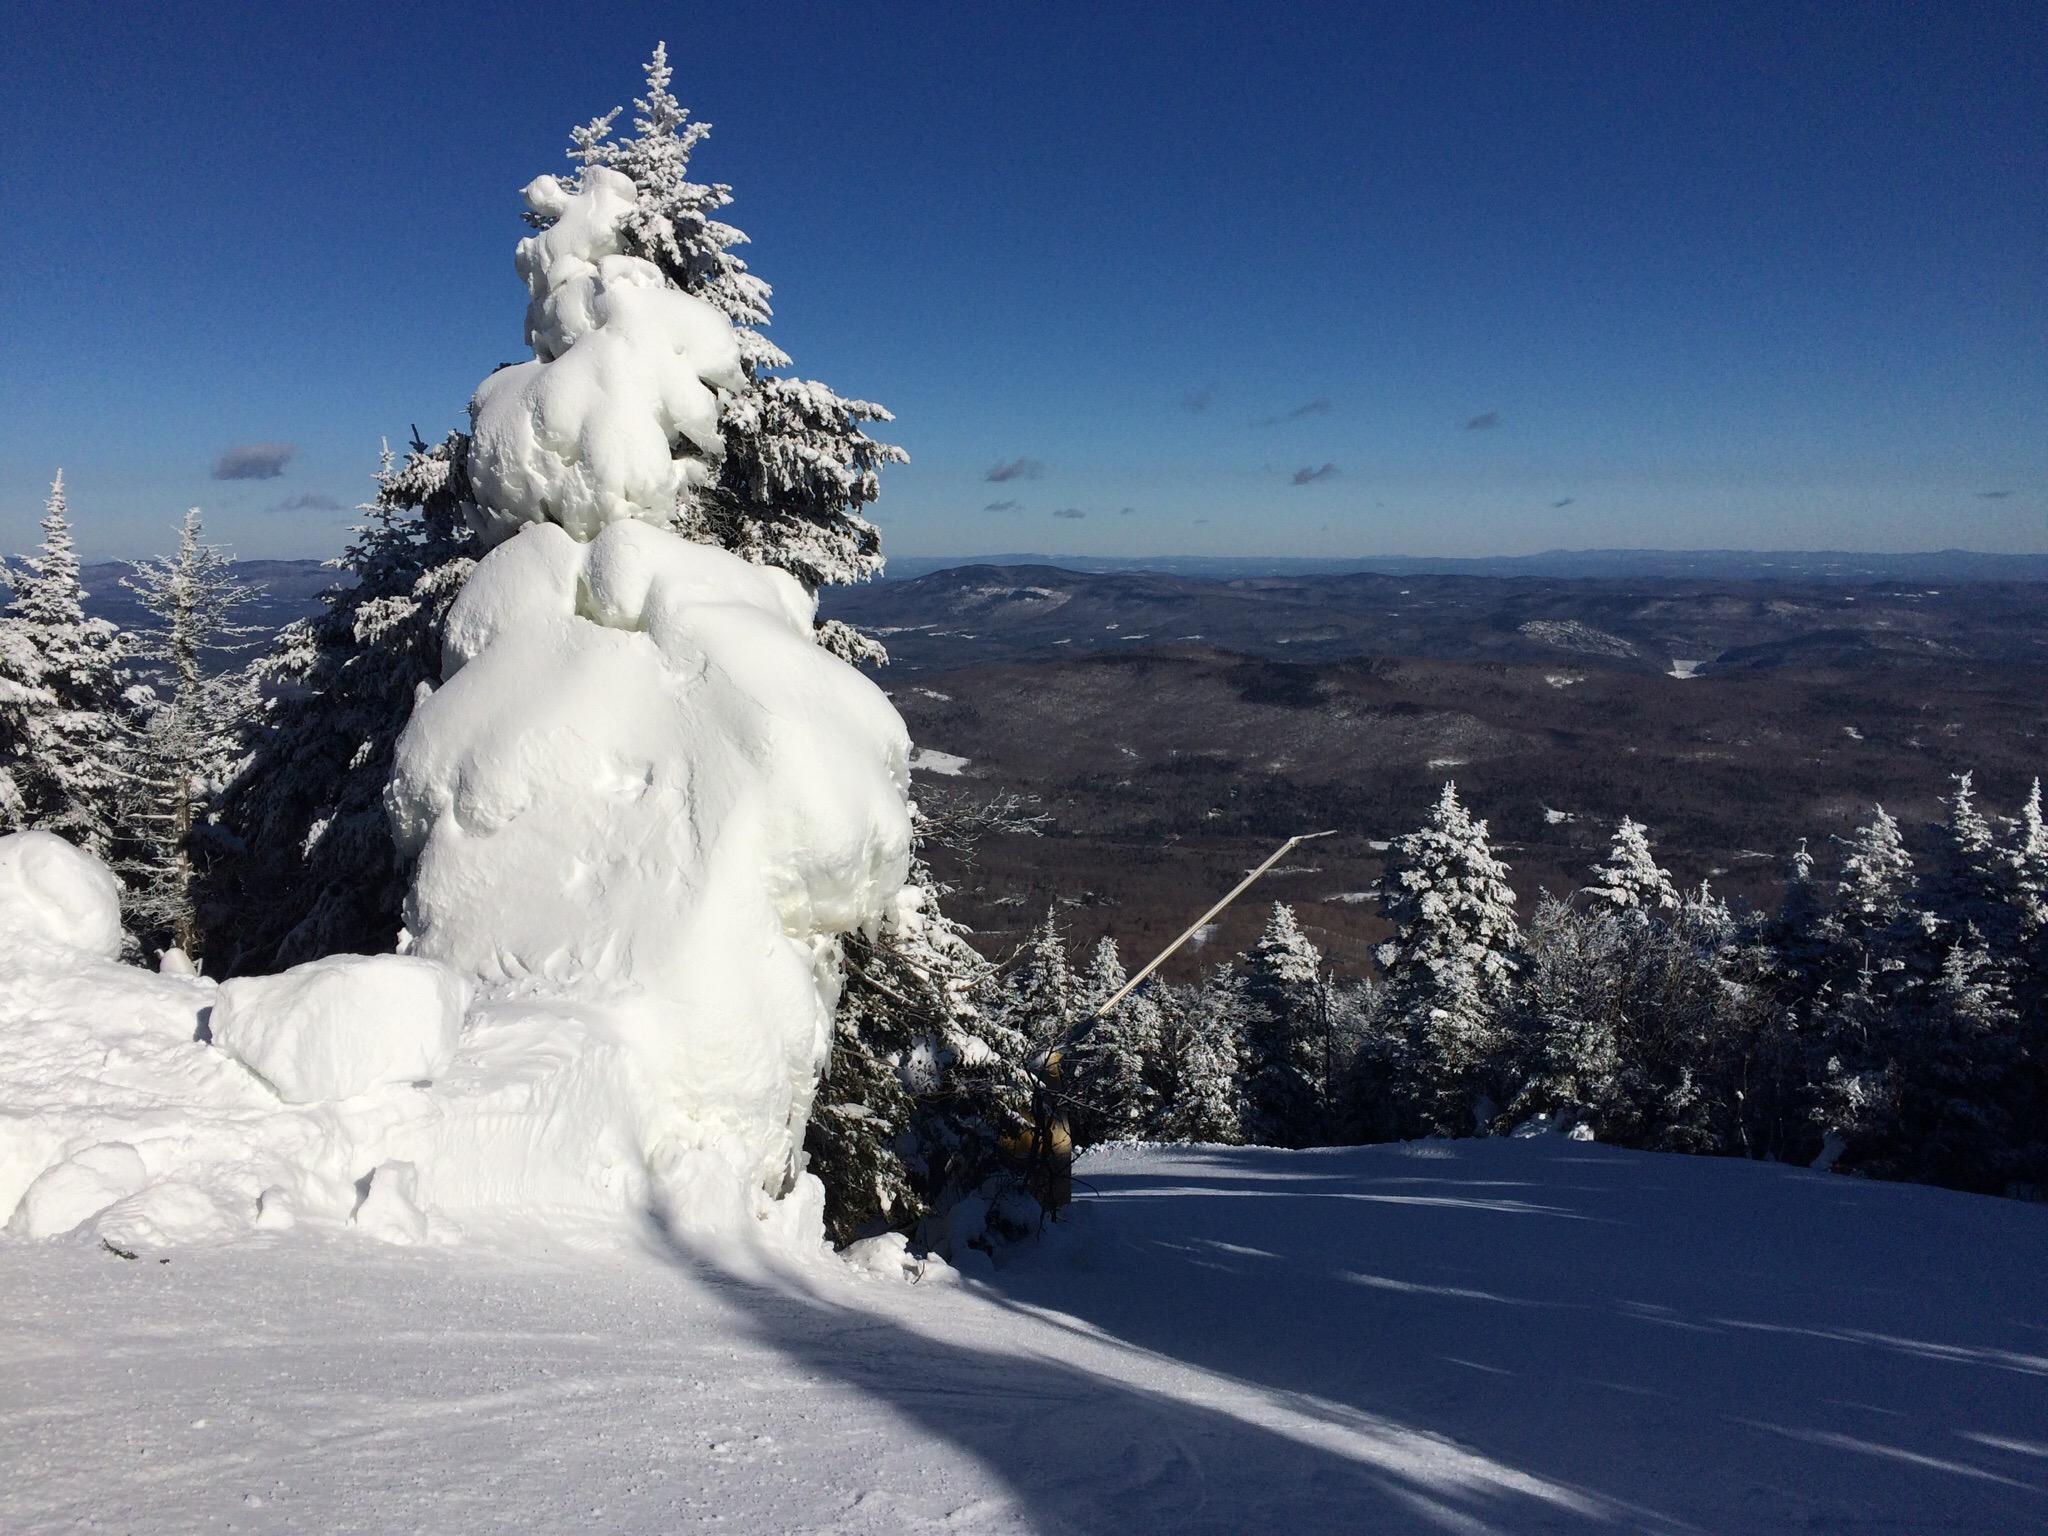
1834, 931, 2021, 1194
218, 48, 908, 967
565, 45, 906, 639
0, 566, 52, 828
1586, 816, 1678, 914
117, 510, 258, 960
209, 438, 477, 973
1069, 937, 1159, 1141
1004, 907, 1081, 1051
1834, 805, 1913, 938
1151, 972, 1244, 1144
2001, 779, 2048, 937
1375, 782, 1522, 1133
1916, 773, 2007, 948
0, 473, 126, 855
809, 851, 1034, 1246
1508, 893, 1627, 1133
1238, 903, 1327, 1146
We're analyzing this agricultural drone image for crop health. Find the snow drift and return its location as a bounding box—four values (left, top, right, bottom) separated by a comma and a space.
1, 163, 915, 1256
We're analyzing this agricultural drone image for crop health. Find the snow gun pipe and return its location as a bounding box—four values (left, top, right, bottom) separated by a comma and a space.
1091, 831, 1337, 1018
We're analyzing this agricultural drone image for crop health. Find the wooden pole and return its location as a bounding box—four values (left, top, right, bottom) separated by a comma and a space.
1089, 830, 1337, 1019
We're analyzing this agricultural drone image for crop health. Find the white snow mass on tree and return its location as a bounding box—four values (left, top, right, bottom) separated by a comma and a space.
0, 157, 916, 1259
391, 165, 915, 1227
466, 167, 746, 545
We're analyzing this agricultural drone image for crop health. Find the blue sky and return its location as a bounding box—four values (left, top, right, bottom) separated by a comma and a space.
2, 1, 2041, 562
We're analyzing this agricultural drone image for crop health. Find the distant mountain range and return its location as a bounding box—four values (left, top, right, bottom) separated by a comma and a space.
881, 548, 2048, 583
823, 561, 2048, 675
46, 548, 2048, 664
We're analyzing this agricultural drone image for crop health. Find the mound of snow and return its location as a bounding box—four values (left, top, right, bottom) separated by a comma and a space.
5, 1141, 149, 1240
210, 955, 468, 1104
0, 830, 124, 960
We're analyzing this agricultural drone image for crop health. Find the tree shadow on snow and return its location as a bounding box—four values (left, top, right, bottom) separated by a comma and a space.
647, 1217, 1636, 1536
953, 1140, 2048, 1533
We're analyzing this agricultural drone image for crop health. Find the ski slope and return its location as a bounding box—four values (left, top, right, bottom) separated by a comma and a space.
5, 1139, 2045, 1534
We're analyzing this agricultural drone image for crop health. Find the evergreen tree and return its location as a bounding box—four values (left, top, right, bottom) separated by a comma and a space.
1586, 816, 1678, 914
809, 854, 1034, 1246
1916, 773, 2007, 951
1155, 966, 1245, 1146
1238, 903, 1327, 1146
1375, 782, 1522, 1133
0, 573, 50, 828
218, 49, 907, 966
0, 473, 126, 855
2001, 779, 2048, 937
210, 438, 477, 972
1153, 971, 1245, 1145
565, 45, 906, 639
117, 510, 258, 960
1508, 893, 1627, 1133
1834, 805, 1913, 939
1005, 907, 1080, 1051
1069, 937, 1159, 1141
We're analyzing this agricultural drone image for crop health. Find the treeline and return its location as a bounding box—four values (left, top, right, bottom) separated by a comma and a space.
992, 779, 2048, 1201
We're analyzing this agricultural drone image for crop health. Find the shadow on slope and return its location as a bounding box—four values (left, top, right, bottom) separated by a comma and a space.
974, 1140, 2048, 1533
658, 1222, 1653, 1536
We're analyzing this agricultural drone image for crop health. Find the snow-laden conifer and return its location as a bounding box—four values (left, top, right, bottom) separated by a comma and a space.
1069, 937, 1160, 1141
117, 510, 258, 960
1153, 968, 1245, 1145
0, 473, 126, 855
565, 45, 906, 620
811, 848, 1033, 1246
1834, 805, 1912, 937
1238, 903, 1327, 1146
1586, 816, 1678, 914
1004, 907, 1080, 1052
1375, 782, 1521, 1133
0, 565, 55, 829
2001, 779, 2048, 936
210, 438, 476, 971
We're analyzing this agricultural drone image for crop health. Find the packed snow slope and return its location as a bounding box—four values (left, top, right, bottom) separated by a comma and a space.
6, 1140, 2045, 1535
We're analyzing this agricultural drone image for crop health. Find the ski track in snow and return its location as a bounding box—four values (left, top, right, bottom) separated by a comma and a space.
5, 1139, 2047, 1534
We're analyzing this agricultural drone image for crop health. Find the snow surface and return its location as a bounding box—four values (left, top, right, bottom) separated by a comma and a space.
909, 746, 970, 776
0, 829, 124, 960
4, 1140, 2044, 1534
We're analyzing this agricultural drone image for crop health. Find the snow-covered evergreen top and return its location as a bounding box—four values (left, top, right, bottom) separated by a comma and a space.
558, 47, 905, 595
468, 168, 745, 545
1835, 805, 1912, 929
1587, 816, 1679, 913
1375, 782, 1522, 990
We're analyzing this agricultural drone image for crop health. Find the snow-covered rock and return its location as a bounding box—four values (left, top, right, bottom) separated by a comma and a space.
209, 954, 469, 1104
0, 829, 124, 960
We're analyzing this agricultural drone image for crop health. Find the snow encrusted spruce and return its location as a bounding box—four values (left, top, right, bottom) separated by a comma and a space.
1, 120, 934, 1262
213, 45, 904, 967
